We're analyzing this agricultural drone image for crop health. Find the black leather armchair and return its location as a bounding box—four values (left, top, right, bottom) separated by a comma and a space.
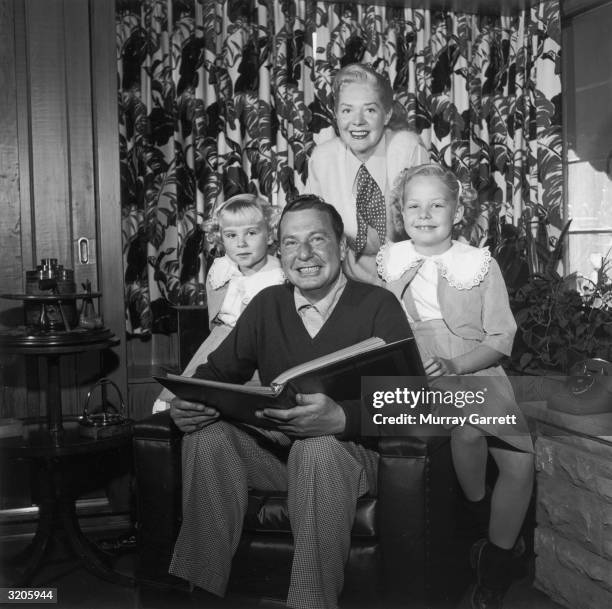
133, 411, 472, 607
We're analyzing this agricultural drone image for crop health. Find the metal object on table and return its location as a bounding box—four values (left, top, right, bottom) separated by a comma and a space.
0, 301, 119, 447
25, 258, 77, 330
78, 280, 104, 329
0, 291, 104, 336
79, 378, 132, 439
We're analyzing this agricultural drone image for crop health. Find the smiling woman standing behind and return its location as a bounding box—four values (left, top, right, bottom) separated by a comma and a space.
306, 63, 429, 285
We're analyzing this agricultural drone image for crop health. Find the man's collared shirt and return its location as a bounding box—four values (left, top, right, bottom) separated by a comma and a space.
293, 273, 348, 338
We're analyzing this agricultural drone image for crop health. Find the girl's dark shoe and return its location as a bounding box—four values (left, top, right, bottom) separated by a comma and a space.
469, 538, 523, 609
470, 581, 504, 609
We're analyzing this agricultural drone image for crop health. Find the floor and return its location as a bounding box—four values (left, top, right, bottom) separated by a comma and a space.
0, 530, 565, 609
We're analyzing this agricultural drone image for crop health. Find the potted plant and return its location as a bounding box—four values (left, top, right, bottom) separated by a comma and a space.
491, 212, 612, 374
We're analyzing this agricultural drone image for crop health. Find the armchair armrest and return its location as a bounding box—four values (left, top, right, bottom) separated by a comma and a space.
133, 410, 182, 440
133, 411, 183, 581
376, 433, 466, 605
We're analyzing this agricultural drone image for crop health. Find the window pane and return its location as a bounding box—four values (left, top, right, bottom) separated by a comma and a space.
567, 232, 612, 284
566, 160, 612, 231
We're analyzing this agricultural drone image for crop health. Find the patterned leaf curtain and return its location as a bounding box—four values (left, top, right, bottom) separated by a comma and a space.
117, 0, 562, 335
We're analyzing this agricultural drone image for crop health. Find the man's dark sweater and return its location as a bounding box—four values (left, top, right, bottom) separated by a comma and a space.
194, 278, 413, 438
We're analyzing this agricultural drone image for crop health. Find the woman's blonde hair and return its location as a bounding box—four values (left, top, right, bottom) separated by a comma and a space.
204, 193, 281, 251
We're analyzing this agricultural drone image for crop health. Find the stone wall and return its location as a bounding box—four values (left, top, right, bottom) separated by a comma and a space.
534, 432, 612, 609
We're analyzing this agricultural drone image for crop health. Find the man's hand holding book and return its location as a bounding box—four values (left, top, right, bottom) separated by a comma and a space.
171, 400, 220, 434
255, 392, 346, 436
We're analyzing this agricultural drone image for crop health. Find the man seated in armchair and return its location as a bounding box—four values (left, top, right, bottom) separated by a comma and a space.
168, 195, 414, 609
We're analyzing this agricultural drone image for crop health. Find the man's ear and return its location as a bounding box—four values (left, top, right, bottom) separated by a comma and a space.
339, 235, 348, 261
453, 204, 464, 225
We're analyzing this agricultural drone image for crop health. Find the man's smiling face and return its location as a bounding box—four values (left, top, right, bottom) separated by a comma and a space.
279, 208, 346, 302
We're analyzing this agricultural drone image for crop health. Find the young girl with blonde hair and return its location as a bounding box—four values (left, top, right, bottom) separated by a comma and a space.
153, 193, 284, 412
378, 164, 533, 609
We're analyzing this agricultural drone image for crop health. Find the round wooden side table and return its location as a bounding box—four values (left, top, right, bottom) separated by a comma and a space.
0, 328, 134, 587
0, 326, 118, 445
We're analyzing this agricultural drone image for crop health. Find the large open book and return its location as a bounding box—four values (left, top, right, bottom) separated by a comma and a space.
154, 336, 424, 427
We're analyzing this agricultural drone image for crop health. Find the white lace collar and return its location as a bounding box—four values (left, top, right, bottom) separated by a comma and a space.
377, 240, 491, 290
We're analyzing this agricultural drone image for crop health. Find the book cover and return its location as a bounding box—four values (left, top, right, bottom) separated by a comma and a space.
154, 336, 425, 427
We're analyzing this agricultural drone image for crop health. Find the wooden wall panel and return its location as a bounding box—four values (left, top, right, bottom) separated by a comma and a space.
24, 0, 80, 415
90, 0, 129, 408
64, 0, 99, 414
0, 0, 28, 417
0, 0, 24, 303
15, 0, 34, 278
0, 0, 108, 420
65, 0, 98, 293
25, 0, 71, 266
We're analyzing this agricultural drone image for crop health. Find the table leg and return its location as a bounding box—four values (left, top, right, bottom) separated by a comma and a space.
57, 500, 134, 586
3, 458, 134, 588
46, 355, 64, 445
